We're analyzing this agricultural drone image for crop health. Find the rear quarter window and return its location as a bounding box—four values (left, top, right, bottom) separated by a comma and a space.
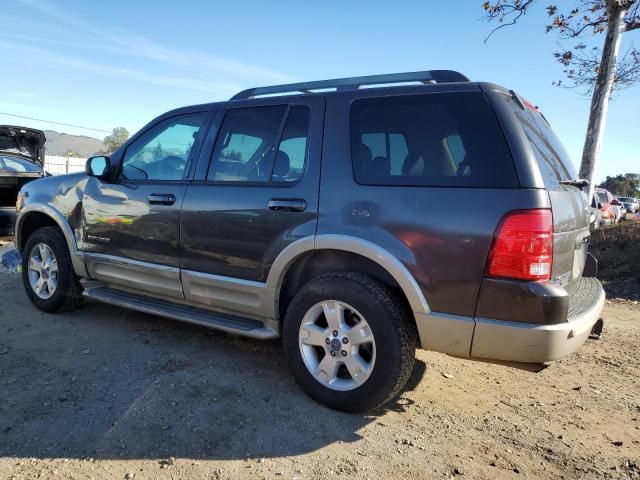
350, 92, 519, 188
509, 101, 578, 188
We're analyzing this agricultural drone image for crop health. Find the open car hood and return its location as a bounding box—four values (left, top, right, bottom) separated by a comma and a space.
0, 126, 46, 166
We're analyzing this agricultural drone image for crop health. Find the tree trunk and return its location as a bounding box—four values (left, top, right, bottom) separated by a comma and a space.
579, 0, 628, 202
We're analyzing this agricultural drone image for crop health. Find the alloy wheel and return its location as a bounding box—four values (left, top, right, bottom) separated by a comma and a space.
298, 300, 376, 391
27, 243, 58, 300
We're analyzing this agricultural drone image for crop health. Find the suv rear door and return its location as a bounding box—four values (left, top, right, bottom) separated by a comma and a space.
508, 99, 590, 293
179, 95, 324, 317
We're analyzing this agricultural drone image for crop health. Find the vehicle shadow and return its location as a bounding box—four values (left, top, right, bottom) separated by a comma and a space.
0, 275, 427, 460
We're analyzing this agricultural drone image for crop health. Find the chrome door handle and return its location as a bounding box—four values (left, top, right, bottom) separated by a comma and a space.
268, 198, 306, 212
148, 193, 176, 205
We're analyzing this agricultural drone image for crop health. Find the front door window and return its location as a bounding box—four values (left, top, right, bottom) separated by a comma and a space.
121, 112, 207, 181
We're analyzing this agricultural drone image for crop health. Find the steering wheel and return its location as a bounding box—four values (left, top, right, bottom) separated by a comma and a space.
240, 149, 270, 181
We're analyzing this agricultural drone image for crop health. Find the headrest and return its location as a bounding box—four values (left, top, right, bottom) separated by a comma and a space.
370, 156, 390, 176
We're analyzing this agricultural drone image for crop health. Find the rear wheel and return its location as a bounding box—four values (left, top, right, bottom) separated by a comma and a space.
283, 272, 416, 412
22, 226, 83, 313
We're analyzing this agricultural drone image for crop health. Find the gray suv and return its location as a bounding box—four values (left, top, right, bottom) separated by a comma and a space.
15, 70, 605, 412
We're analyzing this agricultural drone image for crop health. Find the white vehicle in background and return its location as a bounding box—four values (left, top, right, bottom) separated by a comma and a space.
610, 198, 625, 222
618, 197, 639, 214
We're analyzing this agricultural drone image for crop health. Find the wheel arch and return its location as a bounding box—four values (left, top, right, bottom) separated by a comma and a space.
269, 234, 430, 321
16, 204, 88, 277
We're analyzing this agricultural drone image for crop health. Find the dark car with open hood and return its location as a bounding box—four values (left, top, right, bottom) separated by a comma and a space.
0, 126, 46, 235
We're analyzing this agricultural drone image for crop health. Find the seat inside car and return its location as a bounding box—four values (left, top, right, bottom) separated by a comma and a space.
272, 150, 290, 180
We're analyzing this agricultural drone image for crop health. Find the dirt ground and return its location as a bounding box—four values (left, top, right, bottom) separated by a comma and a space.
590, 221, 640, 302
1, 272, 639, 480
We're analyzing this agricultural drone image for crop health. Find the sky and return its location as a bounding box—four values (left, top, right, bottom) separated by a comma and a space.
0, 0, 638, 181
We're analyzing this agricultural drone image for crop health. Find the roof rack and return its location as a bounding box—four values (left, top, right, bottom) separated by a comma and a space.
230, 70, 470, 100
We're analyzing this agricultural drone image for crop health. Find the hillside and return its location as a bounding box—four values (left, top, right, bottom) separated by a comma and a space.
43, 130, 104, 157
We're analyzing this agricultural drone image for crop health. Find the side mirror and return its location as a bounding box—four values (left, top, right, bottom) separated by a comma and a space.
86, 156, 111, 178
597, 202, 603, 209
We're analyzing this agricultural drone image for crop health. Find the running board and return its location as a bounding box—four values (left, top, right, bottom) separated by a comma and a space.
82, 286, 279, 339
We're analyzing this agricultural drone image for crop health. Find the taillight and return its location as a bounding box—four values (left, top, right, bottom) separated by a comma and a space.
486, 209, 553, 281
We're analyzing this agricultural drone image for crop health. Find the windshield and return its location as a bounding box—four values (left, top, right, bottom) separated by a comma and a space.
619, 197, 633, 202
0, 155, 43, 173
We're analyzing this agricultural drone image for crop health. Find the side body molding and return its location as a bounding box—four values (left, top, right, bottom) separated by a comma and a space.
15, 203, 88, 278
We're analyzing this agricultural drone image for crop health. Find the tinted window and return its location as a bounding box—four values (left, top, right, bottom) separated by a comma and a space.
511, 103, 577, 187
360, 132, 409, 177
208, 106, 286, 182
121, 112, 206, 181
0, 155, 42, 173
273, 106, 310, 183
208, 105, 310, 183
351, 92, 518, 187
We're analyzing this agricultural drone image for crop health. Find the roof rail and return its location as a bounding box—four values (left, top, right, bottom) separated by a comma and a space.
230, 70, 470, 100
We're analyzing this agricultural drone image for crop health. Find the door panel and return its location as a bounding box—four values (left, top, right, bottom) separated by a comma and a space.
81, 179, 187, 265
180, 96, 324, 306
81, 178, 189, 298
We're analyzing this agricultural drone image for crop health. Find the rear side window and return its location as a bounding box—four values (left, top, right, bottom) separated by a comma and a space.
351, 92, 518, 187
208, 106, 286, 182
207, 105, 310, 183
274, 106, 310, 183
510, 101, 577, 187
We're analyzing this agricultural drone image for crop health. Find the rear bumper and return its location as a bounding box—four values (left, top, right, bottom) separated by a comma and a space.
415, 277, 605, 364
470, 277, 605, 363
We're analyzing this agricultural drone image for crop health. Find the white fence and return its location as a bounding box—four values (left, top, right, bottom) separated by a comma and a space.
44, 155, 87, 175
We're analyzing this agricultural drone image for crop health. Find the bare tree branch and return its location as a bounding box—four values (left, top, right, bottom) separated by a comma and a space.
481, 0, 638, 201
553, 43, 639, 94
482, 0, 537, 42
624, 0, 640, 29
481, 0, 640, 91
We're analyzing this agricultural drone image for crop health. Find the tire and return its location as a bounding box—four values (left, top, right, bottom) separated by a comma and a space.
283, 272, 417, 413
21, 226, 83, 313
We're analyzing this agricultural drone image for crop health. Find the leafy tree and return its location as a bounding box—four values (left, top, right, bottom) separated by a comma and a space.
225, 149, 243, 161
152, 142, 165, 160
103, 127, 130, 153
599, 172, 640, 196
481, 0, 640, 201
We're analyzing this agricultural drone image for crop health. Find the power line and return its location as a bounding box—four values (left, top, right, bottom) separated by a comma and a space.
0, 111, 111, 134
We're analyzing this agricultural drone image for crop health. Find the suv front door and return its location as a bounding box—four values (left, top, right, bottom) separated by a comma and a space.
180, 96, 324, 317
81, 110, 210, 299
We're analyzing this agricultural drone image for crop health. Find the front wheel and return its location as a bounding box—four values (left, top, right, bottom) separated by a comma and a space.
21, 226, 83, 313
283, 272, 417, 412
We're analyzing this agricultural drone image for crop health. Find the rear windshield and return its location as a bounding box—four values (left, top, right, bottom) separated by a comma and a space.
595, 191, 609, 204
0, 155, 42, 173
350, 92, 519, 188
509, 100, 577, 187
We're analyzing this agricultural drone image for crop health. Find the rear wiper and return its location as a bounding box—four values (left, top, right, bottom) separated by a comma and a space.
559, 178, 589, 189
